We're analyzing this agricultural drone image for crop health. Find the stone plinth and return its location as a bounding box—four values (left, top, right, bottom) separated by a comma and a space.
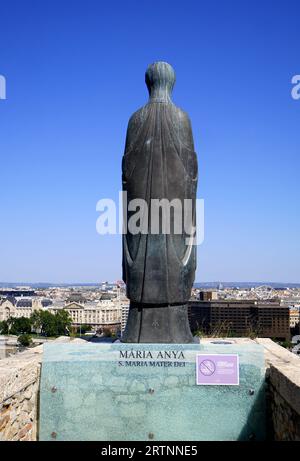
39, 341, 266, 441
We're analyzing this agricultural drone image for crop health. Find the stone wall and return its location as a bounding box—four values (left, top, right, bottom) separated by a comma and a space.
0, 337, 77, 441
256, 338, 300, 441
0, 345, 42, 441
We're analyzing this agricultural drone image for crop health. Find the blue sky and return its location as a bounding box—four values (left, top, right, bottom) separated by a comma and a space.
0, 0, 299, 284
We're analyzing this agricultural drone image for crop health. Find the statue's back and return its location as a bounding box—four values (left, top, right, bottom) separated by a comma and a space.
122, 62, 198, 343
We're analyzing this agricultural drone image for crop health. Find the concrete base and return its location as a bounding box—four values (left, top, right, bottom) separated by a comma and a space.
39, 341, 266, 441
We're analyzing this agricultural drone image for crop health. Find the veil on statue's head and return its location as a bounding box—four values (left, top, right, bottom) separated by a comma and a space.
145, 61, 176, 96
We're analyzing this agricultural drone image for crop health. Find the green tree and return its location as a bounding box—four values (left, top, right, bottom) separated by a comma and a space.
32, 310, 72, 337
30, 310, 43, 333
39, 311, 57, 337
55, 310, 72, 335
6, 317, 14, 333
0, 320, 9, 335
17, 333, 32, 347
10, 317, 32, 335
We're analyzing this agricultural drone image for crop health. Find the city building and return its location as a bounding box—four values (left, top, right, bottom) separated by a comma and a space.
198, 290, 218, 301
188, 300, 290, 340
289, 307, 300, 330
55, 298, 122, 333
0, 297, 52, 321
0, 289, 36, 298
121, 302, 130, 333
256, 304, 290, 340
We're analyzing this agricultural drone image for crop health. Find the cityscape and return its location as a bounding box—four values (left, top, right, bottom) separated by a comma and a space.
1, 281, 299, 357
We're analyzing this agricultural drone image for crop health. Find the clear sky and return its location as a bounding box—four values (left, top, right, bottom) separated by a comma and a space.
0, 0, 299, 284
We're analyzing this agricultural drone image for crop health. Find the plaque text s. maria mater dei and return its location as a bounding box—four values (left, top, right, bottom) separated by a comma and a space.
118, 349, 186, 367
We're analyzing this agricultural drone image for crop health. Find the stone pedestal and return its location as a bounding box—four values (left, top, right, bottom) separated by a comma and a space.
39, 341, 266, 441
122, 303, 194, 343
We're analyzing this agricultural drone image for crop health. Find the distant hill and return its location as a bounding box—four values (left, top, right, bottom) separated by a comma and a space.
0, 282, 100, 288
1, 281, 300, 289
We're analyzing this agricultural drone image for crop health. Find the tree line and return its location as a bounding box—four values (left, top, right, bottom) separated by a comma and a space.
0, 310, 72, 337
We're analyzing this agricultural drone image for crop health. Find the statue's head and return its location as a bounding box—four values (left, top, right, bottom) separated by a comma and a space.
145, 62, 176, 100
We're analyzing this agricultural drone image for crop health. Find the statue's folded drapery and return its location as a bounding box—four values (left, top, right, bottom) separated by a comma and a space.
122, 93, 198, 305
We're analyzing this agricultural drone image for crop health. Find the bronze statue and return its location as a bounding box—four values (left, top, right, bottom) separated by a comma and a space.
122, 62, 198, 343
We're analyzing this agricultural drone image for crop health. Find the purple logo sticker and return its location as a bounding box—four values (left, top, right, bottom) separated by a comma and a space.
196, 354, 239, 386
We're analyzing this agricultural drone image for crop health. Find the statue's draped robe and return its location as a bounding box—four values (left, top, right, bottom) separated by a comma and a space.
122, 101, 198, 305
